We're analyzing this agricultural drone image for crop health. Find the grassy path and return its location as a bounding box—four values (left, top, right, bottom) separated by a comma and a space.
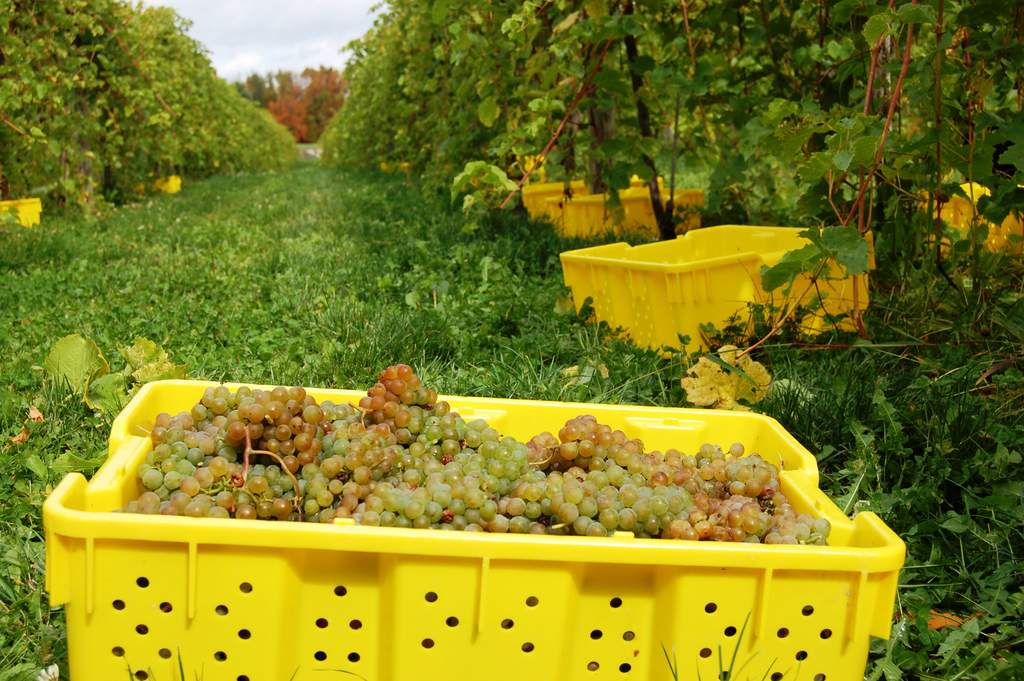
1, 164, 669, 398
1, 163, 1021, 679
0, 163, 672, 677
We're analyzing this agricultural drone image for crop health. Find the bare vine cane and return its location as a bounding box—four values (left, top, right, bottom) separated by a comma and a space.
498, 39, 615, 210
231, 428, 305, 516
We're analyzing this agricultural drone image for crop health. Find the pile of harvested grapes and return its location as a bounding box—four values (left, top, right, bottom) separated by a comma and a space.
124, 365, 830, 544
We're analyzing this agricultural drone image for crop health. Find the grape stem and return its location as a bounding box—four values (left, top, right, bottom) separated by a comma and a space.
240, 428, 305, 516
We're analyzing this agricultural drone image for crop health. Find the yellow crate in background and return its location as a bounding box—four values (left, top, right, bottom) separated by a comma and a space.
45, 379, 902, 681
0, 197, 42, 227
523, 179, 587, 219
556, 186, 705, 239
152, 175, 182, 194
560, 225, 870, 350
620, 186, 704, 235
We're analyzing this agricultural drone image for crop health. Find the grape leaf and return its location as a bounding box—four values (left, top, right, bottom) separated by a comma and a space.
122, 336, 163, 371
121, 337, 186, 383
553, 10, 580, 33
760, 244, 821, 292
817, 225, 871, 275
24, 453, 48, 480
897, 3, 936, 24
85, 372, 129, 416
43, 334, 109, 395
477, 97, 500, 128
833, 149, 854, 171
430, 0, 449, 24
862, 12, 893, 44
131, 359, 186, 384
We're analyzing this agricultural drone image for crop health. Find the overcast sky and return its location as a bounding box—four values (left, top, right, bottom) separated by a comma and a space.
141, 0, 381, 81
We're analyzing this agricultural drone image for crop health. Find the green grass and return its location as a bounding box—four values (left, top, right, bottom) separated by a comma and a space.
0, 163, 1022, 680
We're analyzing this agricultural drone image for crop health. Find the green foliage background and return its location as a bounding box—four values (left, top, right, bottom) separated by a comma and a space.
322, 0, 1023, 245
0, 1, 296, 208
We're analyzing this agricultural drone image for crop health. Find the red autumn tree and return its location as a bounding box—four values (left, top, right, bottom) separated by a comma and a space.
300, 67, 346, 142
266, 72, 309, 142
256, 68, 346, 143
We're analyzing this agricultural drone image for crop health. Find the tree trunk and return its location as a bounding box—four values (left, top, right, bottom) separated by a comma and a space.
586, 104, 614, 194
623, 1, 673, 240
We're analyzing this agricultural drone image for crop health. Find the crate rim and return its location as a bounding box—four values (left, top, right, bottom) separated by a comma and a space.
0, 197, 42, 207
47, 379, 903, 572
45, 472, 904, 573
558, 225, 806, 272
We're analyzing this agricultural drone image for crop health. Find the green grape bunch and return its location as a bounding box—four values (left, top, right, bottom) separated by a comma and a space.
122, 364, 830, 546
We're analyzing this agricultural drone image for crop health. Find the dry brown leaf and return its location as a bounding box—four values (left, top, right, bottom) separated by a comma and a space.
924, 609, 983, 630
10, 427, 29, 445
28, 405, 44, 422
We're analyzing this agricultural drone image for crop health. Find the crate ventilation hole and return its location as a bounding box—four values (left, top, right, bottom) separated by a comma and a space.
703, 601, 831, 681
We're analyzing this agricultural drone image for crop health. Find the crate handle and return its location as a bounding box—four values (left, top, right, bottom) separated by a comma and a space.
43, 473, 88, 606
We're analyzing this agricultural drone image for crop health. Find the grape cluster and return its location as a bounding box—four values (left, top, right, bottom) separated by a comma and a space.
122, 364, 830, 546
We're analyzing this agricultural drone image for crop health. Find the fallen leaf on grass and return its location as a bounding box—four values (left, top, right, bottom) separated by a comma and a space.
43, 333, 109, 395
28, 405, 44, 422
561, 362, 609, 386
553, 295, 576, 315
10, 427, 29, 445
926, 609, 980, 630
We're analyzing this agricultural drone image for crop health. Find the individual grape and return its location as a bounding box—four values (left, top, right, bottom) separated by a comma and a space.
184, 500, 206, 517
163, 470, 183, 490
138, 491, 161, 514
598, 508, 619, 531
247, 475, 269, 495
141, 468, 164, 491
180, 476, 200, 497
175, 460, 196, 477
506, 497, 527, 517
170, 491, 191, 513
556, 502, 579, 524
236, 504, 257, 520
194, 467, 214, 489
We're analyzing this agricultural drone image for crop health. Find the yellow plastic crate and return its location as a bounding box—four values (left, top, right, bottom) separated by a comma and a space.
153, 175, 182, 194
523, 180, 588, 220
45, 380, 902, 681
0, 197, 42, 227
560, 225, 870, 351
556, 187, 704, 239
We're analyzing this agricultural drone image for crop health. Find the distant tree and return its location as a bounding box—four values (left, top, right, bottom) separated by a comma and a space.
245, 73, 268, 106
300, 67, 346, 142
236, 67, 345, 143
236, 72, 276, 107
267, 71, 309, 142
